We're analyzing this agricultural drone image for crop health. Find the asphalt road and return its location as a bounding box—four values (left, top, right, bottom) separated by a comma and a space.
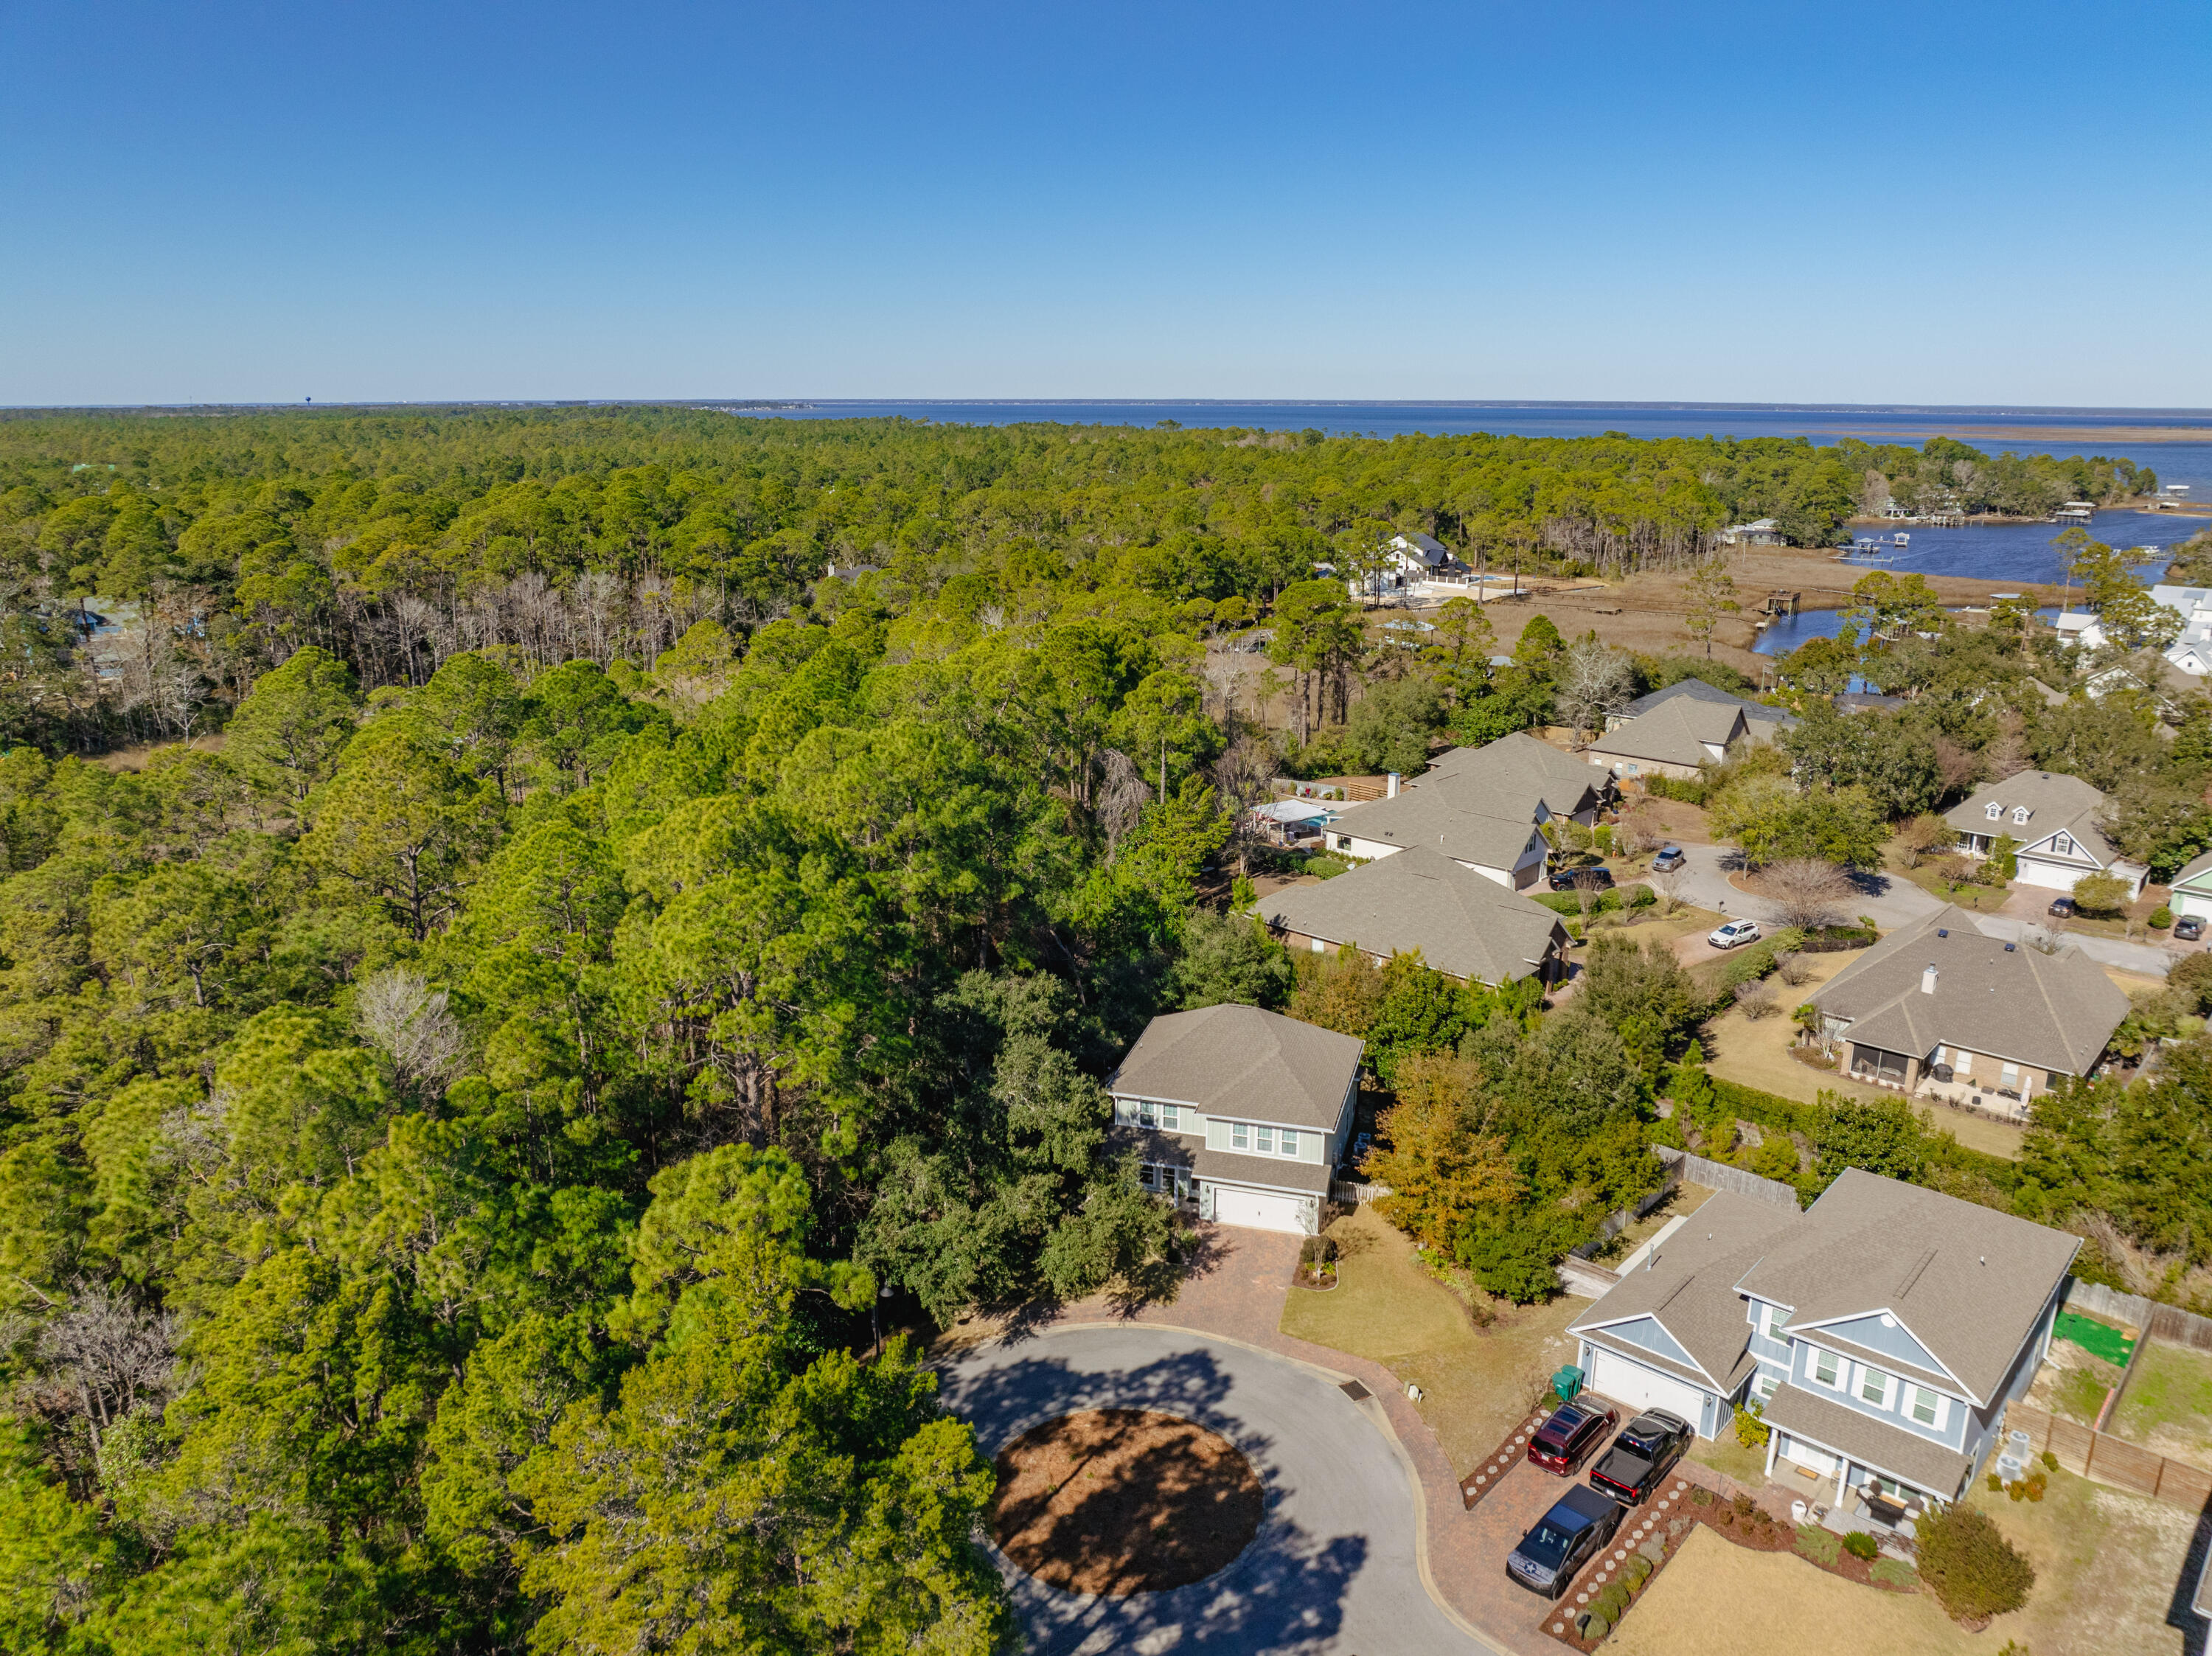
1659, 842, 2174, 978
936, 1324, 1491, 1656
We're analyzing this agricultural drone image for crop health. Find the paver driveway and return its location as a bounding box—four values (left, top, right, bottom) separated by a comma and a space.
939, 1323, 1491, 1656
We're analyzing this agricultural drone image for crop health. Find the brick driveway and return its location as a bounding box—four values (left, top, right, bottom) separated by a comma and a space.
941, 1224, 1739, 1656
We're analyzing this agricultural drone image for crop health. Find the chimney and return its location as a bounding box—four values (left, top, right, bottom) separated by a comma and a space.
1387, 772, 1402, 798
1921, 964, 1938, 995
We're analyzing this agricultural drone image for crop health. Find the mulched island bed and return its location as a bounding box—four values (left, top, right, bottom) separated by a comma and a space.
990, 1408, 1264, 1595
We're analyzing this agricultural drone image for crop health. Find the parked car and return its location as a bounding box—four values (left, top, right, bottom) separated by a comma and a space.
1549, 865, 1615, 892
1506, 1483, 1625, 1598
1706, 919, 1761, 950
2174, 915, 2205, 942
2048, 896, 2076, 918
1526, 1400, 1618, 1475
1650, 846, 1686, 872
1589, 1409, 1694, 1506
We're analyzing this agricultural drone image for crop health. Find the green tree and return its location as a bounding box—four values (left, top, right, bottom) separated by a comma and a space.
301, 723, 503, 939
223, 645, 358, 805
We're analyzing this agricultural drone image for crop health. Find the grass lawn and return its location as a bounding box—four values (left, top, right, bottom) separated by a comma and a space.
1699, 952, 2025, 1161
2028, 1341, 2124, 1427
1888, 859, 2013, 914
1686, 1427, 1770, 1488
2112, 1337, 2212, 1464
1607, 1465, 2198, 1656
1278, 1203, 1585, 1475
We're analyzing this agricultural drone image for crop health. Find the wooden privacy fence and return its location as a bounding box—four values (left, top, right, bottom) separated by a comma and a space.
2004, 1401, 2212, 1511
1652, 1145, 1801, 1211
2062, 1278, 2212, 1354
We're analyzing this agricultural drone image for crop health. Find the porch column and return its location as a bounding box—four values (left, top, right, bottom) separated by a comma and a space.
1834, 1458, 1851, 1509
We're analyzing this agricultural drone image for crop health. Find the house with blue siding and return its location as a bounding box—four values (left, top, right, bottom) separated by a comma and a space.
1570, 1170, 2076, 1523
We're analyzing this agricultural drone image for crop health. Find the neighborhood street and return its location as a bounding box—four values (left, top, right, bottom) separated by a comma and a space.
1656, 841, 2174, 978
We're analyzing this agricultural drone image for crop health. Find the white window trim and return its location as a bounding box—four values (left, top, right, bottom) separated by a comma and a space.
1907, 1385, 1948, 1429
1857, 1365, 1893, 1410
1985, 803, 2002, 820
2052, 834, 2074, 856
2011, 805, 2031, 824
1225, 1119, 1302, 1160
1811, 1347, 1844, 1391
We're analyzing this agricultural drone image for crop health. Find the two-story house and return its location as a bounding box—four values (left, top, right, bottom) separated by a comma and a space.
1105, 1003, 1363, 1236
1570, 1170, 2078, 1526
1943, 770, 2147, 900
1583, 697, 1749, 782
1804, 905, 2129, 1119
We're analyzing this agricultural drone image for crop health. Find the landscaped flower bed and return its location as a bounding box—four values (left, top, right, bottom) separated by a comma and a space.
1539, 1481, 1921, 1649
1457, 1409, 1552, 1511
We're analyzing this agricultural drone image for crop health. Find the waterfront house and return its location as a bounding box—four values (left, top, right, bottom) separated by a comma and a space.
1570, 1169, 2079, 1529
1942, 770, 2146, 900
1719, 518, 1787, 547
1254, 845, 1572, 988
1105, 1004, 1363, 1235
1803, 905, 2128, 1118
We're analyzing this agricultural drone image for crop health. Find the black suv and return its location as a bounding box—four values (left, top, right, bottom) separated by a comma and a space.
1506, 1483, 1624, 1598
1589, 1409, 1694, 1506
1548, 865, 1615, 892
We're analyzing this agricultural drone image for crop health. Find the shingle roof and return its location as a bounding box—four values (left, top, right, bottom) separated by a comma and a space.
1733, 1169, 2079, 1404
1392, 532, 1452, 565
1941, 770, 2120, 866
1106, 1127, 1338, 1194
1568, 1194, 1804, 1391
1587, 698, 1746, 768
2168, 846, 2212, 894
1421, 732, 1607, 818
1761, 1382, 1973, 1497
1332, 784, 1551, 872
1106, 1004, 1362, 1131
1617, 678, 1795, 732
1808, 904, 2128, 1078
1254, 846, 1571, 986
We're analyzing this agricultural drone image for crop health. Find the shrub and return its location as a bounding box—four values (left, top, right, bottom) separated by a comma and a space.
1731, 1492, 1756, 1518
1917, 1501, 2035, 1624
2006, 1481, 2025, 1501
1595, 1583, 1629, 1620
1735, 981, 1778, 1020
1622, 1554, 1652, 1587
2072, 870, 2129, 916
1627, 881, 1656, 909
1688, 1485, 1711, 1506
1300, 1234, 1338, 1267
2039, 1450, 2059, 1473
2152, 905, 2174, 929
1732, 1400, 1771, 1450
1579, 1612, 1611, 1641
1871, 1558, 1918, 1589
1795, 1525, 1840, 1565
1986, 1472, 2003, 1492
1843, 1531, 1879, 1561
2024, 1474, 2045, 1502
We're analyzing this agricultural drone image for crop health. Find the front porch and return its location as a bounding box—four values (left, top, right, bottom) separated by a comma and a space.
1767, 1435, 1941, 1556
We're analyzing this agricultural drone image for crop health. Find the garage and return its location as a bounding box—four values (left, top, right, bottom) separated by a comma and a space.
2011, 855, 2079, 893
1209, 1183, 1310, 1234
1587, 1347, 1711, 1435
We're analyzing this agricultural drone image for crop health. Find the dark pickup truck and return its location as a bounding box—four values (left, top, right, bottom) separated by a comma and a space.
1588, 1408, 1693, 1505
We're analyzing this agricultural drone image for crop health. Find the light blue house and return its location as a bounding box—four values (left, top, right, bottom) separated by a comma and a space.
1570, 1169, 2076, 1525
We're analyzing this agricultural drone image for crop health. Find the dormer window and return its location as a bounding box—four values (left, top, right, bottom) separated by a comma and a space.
1985, 803, 2002, 820
2053, 834, 2073, 856
2011, 806, 2031, 825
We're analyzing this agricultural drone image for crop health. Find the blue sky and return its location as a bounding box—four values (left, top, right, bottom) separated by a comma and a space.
4, 1, 2207, 405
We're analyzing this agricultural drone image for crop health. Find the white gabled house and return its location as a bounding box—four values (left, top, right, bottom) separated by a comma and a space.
1941, 770, 2146, 900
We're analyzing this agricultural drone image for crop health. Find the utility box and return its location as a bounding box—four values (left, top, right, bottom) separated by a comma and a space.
1552, 1364, 1585, 1403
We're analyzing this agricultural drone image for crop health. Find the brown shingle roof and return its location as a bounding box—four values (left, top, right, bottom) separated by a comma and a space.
1422, 733, 1606, 818
1809, 905, 2128, 1078
1332, 782, 1551, 870
1568, 1193, 1803, 1391
1105, 1004, 1362, 1132
1941, 770, 2120, 866
1762, 1382, 1973, 1497
1733, 1169, 2079, 1404
1254, 846, 1570, 986
1586, 698, 1745, 768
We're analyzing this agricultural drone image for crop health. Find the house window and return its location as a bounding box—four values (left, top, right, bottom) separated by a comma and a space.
1909, 1386, 1944, 1427
1812, 1349, 1843, 1389
2012, 806, 2031, 824
1311, 937, 1326, 953
1138, 1100, 1158, 1128
1280, 1130, 1298, 1157
1756, 1372, 1780, 1399
1985, 803, 2002, 820
1231, 1122, 1249, 1150
2053, 834, 2073, 856
1335, 835, 1352, 852
1255, 1126, 1275, 1154
1953, 1051, 1972, 1077
1859, 1367, 1892, 1408
1761, 1303, 1788, 1337
2001, 1062, 2020, 1090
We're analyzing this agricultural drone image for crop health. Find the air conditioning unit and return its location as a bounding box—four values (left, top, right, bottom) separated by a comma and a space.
1931, 1065, 1954, 1083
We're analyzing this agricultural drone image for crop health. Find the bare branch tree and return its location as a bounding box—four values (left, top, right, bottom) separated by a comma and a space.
355, 967, 470, 1094
37, 1281, 179, 1441
1761, 857, 1854, 931
1097, 749, 1153, 850
1552, 639, 1637, 745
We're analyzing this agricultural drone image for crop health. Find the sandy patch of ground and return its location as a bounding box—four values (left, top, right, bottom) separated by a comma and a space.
990, 1408, 1264, 1595
1278, 1203, 1585, 1475
1607, 1465, 2197, 1656
2028, 1342, 2126, 1427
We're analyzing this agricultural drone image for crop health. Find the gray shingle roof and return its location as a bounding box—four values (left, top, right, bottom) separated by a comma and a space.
1421, 732, 1607, 818
2172, 846, 2212, 894
1618, 678, 1796, 733
1106, 1004, 1362, 1132
1332, 784, 1551, 872
1569, 1193, 1804, 1391
1761, 1382, 1973, 1497
1808, 904, 2128, 1078
1254, 846, 1571, 986
1733, 1169, 2079, 1404
1941, 770, 2120, 867
1586, 698, 1746, 768
1107, 1127, 1338, 1194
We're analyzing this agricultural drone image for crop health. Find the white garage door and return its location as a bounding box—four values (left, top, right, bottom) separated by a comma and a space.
2177, 890, 2212, 922
2013, 855, 2079, 893
1211, 1183, 1308, 1234
1588, 1348, 1709, 1435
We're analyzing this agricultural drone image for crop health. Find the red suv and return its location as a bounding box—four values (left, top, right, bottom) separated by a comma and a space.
1526, 1400, 1618, 1475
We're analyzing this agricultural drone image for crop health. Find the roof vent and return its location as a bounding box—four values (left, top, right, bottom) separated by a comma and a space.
1937, 928, 1949, 938
1921, 964, 1938, 995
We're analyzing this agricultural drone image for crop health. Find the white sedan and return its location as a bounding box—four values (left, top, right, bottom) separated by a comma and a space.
1707, 919, 1761, 950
